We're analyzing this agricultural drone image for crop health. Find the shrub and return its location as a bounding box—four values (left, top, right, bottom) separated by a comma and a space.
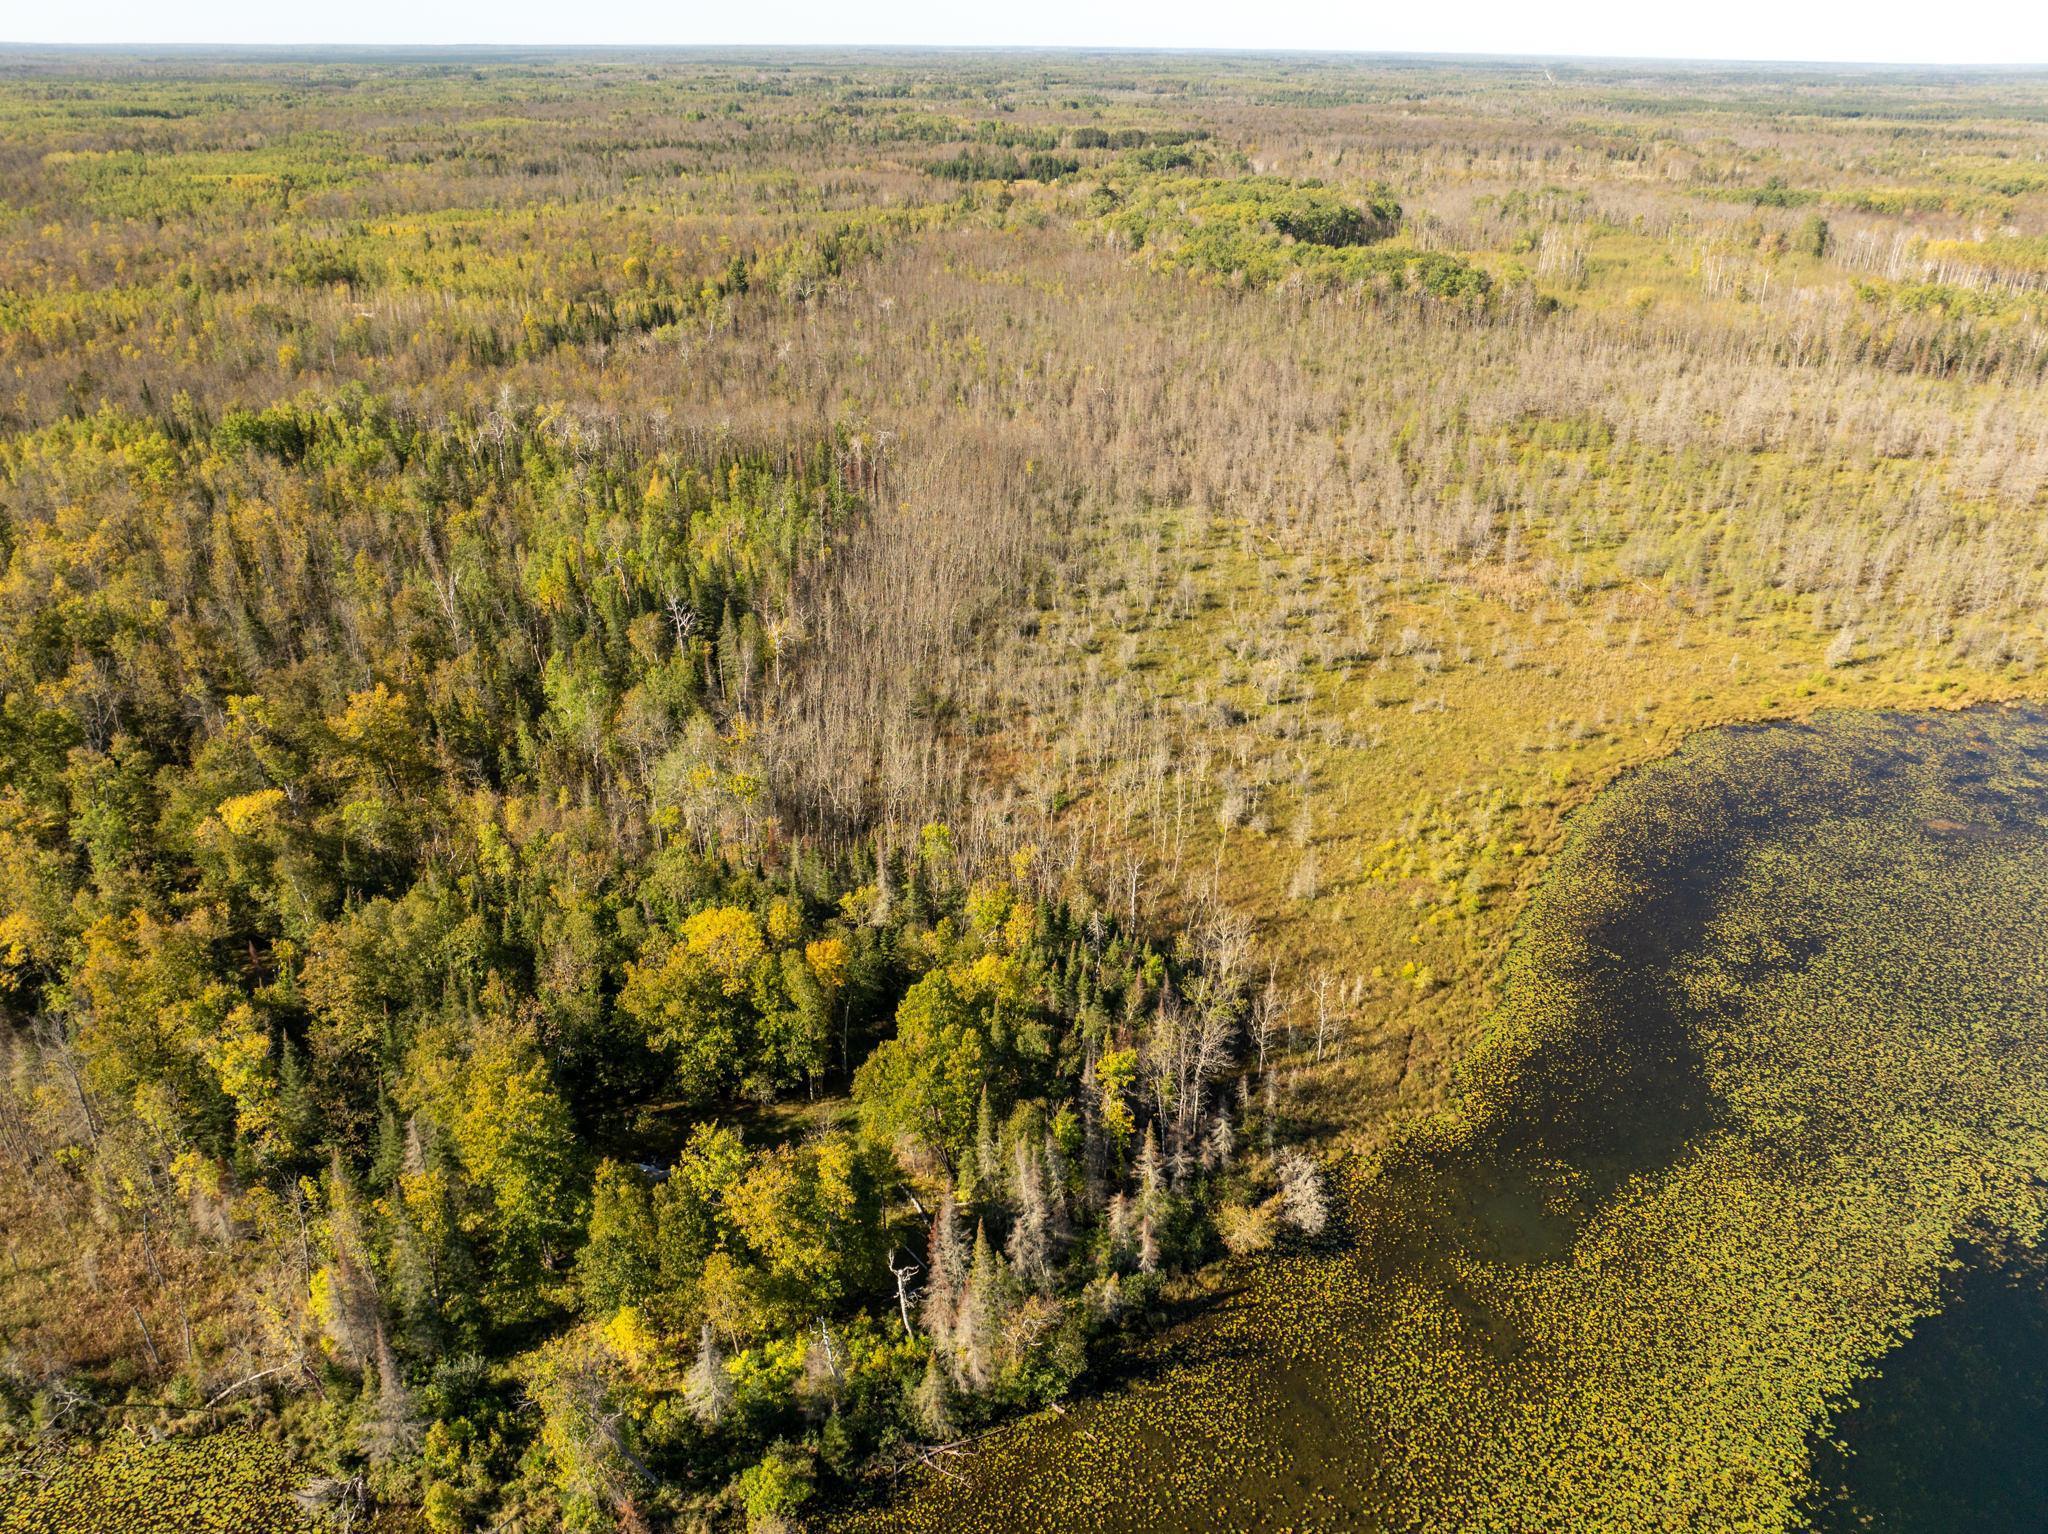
737, 1442, 816, 1530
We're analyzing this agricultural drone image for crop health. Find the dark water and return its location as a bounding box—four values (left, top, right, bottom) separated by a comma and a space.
1805, 1247, 2048, 1534
1791, 710, 2048, 1534
856, 705, 2048, 1534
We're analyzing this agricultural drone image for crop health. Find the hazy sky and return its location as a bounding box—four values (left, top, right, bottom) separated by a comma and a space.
12, 0, 2046, 67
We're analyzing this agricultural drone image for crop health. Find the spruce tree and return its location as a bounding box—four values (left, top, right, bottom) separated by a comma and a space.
911, 1350, 957, 1440
1136, 1126, 1165, 1274
684, 1320, 731, 1427
1006, 1140, 1052, 1290
923, 1196, 966, 1359
953, 1221, 1007, 1392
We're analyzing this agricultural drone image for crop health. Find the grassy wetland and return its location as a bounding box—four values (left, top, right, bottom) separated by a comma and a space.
3, 44, 2048, 1534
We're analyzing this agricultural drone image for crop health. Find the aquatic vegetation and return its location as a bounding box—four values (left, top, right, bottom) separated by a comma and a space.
850, 706, 2048, 1531
0, 1432, 308, 1534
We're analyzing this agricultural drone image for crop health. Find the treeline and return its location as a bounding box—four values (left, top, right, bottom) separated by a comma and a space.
925, 127, 1213, 182
927, 150, 1080, 184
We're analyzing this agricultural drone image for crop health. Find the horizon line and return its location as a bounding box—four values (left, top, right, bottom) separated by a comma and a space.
2, 42, 2045, 71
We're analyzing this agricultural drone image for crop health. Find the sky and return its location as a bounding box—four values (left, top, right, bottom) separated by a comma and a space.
10, 0, 2047, 67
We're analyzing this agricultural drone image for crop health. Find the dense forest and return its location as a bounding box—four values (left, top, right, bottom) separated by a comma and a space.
1, 44, 2046, 1534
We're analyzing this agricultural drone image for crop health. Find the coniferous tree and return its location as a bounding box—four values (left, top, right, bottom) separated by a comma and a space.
953, 1221, 1006, 1392
1103, 1192, 1136, 1275
911, 1350, 957, 1440
360, 1320, 421, 1465
972, 1089, 999, 1204
1006, 1140, 1052, 1291
313, 1151, 384, 1372
1135, 1126, 1165, 1275
1276, 1149, 1329, 1238
684, 1320, 731, 1428
923, 1196, 967, 1359
1204, 1110, 1235, 1174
